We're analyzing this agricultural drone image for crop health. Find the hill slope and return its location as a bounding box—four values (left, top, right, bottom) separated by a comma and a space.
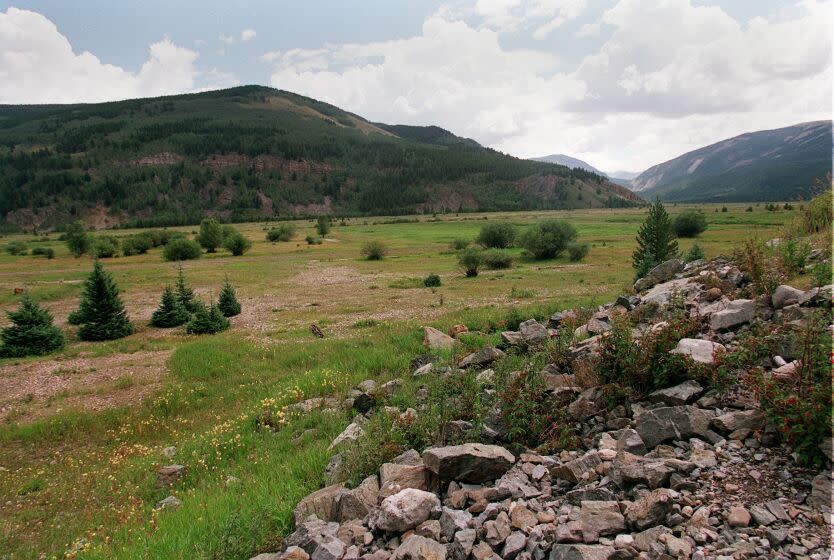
0, 86, 637, 230
633, 121, 832, 202
531, 153, 605, 175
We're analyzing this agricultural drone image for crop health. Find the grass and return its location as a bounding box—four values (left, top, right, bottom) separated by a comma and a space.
0, 204, 800, 559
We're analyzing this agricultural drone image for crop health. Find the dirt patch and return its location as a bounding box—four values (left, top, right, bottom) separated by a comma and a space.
0, 349, 172, 423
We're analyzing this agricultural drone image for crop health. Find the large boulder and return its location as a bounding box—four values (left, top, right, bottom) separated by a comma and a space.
372, 488, 440, 532
579, 501, 626, 542
379, 461, 428, 498
459, 347, 506, 368
772, 285, 805, 309
641, 278, 699, 307
292, 483, 346, 526
625, 488, 675, 530
711, 409, 766, 433
709, 299, 755, 331
519, 319, 549, 345
634, 406, 714, 449
391, 535, 447, 559
334, 475, 379, 522
647, 380, 704, 406
422, 444, 515, 485
634, 259, 685, 292
670, 339, 725, 364
423, 327, 456, 350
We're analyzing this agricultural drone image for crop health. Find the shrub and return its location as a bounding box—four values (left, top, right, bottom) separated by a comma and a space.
721, 206, 728, 212
0, 294, 65, 358
519, 220, 577, 260
458, 247, 483, 277
121, 235, 153, 256
482, 248, 514, 269
267, 224, 296, 242
477, 222, 516, 248
633, 200, 678, 270
223, 232, 252, 256
163, 238, 202, 261
423, 273, 441, 287
567, 242, 590, 262
746, 206, 753, 212
450, 238, 470, 251
150, 286, 190, 328
811, 261, 831, 287
596, 313, 703, 398
361, 240, 388, 260
64, 220, 91, 257
685, 243, 705, 262
778, 237, 811, 276
316, 216, 331, 236
31, 247, 54, 259
72, 260, 134, 341
217, 277, 242, 317
92, 236, 119, 258
799, 189, 832, 233
186, 302, 230, 334
734, 238, 782, 296
634, 255, 658, 280
305, 235, 323, 245
672, 210, 708, 237
197, 218, 223, 253
5, 241, 27, 255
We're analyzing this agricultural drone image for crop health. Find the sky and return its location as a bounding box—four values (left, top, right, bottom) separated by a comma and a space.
0, 0, 830, 173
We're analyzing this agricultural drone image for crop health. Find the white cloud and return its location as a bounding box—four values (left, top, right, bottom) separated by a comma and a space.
240, 29, 257, 42
0, 7, 203, 103
219, 33, 236, 45
473, 0, 587, 37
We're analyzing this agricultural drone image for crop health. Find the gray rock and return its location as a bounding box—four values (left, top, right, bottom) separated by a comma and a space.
549, 544, 615, 560
161, 446, 177, 460
501, 331, 524, 346
502, 531, 527, 559
155, 495, 182, 509
329, 422, 364, 450
335, 475, 379, 522
709, 299, 755, 331
634, 259, 685, 292
626, 488, 675, 530
772, 285, 805, 309
610, 452, 675, 489
390, 535, 447, 559
635, 406, 713, 449
566, 488, 618, 505
553, 451, 601, 484
615, 428, 648, 456
423, 327, 456, 350
423, 444, 515, 485
459, 347, 506, 368
519, 319, 549, 345
711, 409, 765, 433
372, 489, 441, 533
293, 483, 346, 526
579, 501, 626, 542
483, 511, 511, 546
380, 461, 428, 498
648, 380, 704, 405
548, 310, 578, 328
450, 529, 477, 560
440, 507, 472, 540
156, 464, 186, 487
641, 278, 699, 307
670, 339, 725, 365
632, 526, 671, 553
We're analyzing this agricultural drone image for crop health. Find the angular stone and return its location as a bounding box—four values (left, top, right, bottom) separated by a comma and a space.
634, 259, 685, 292
615, 428, 648, 456
329, 422, 364, 450
670, 339, 725, 365
509, 505, 538, 532
548, 309, 578, 328
372, 488, 440, 533
709, 299, 755, 331
483, 511, 511, 546
579, 501, 626, 543
391, 535, 447, 560
380, 462, 428, 498
610, 452, 675, 490
727, 506, 750, 527
335, 475, 379, 522
748, 504, 776, 526
155, 495, 182, 509
664, 535, 692, 558
772, 285, 805, 309
519, 319, 549, 345
423, 327, 456, 350
449, 529, 477, 560
634, 406, 713, 449
459, 347, 506, 368
293, 483, 346, 526
711, 409, 765, 433
503, 532, 526, 559
566, 487, 618, 505
501, 331, 523, 346
549, 544, 615, 560
632, 526, 671, 553
648, 380, 704, 405
423, 444, 515, 485
553, 451, 601, 484
440, 507, 472, 540
626, 489, 675, 531
156, 464, 186, 487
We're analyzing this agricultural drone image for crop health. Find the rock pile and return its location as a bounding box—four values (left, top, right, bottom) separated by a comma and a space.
255, 258, 832, 560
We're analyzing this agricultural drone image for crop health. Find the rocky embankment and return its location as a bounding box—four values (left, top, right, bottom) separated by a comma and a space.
239, 257, 832, 560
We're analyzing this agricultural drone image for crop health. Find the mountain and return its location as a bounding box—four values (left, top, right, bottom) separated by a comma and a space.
632, 121, 832, 202
609, 170, 639, 181
0, 86, 638, 231
531, 154, 605, 176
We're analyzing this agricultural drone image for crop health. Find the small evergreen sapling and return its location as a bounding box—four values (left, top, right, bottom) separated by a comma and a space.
186, 302, 230, 334
150, 286, 190, 328
217, 277, 241, 317
73, 260, 134, 341
632, 199, 678, 272
0, 294, 65, 357
175, 265, 201, 313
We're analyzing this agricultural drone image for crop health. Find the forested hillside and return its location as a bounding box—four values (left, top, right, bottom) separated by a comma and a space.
0, 86, 637, 231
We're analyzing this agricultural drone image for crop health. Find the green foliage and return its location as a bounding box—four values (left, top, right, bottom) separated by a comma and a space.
163, 238, 202, 261
423, 273, 441, 287
218, 278, 242, 317
267, 224, 295, 242
361, 240, 387, 260
596, 313, 703, 398
150, 286, 190, 328
519, 219, 577, 260
458, 247, 483, 277
778, 237, 811, 276
72, 261, 134, 341
305, 235, 322, 245
685, 243, 705, 262
477, 222, 516, 249
632, 199, 678, 270
799, 188, 832, 233
174, 265, 201, 313
4, 241, 27, 255
92, 236, 119, 258
223, 232, 252, 256
0, 294, 65, 358
734, 238, 782, 297
197, 218, 223, 252
811, 261, 831, 288
31, 246, 55, 259
316, 216, 331, 236
450, 238, 470, 251
64, 220, 91, 257
481, 248, 514, 269
120, 234, 153, 256
186, 302, 230, 335
672, 210, 708, 237
567, 242, 590, 262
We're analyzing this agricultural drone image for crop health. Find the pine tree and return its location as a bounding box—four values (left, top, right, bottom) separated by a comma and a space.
150, 286, 190, 328
632, 199, 679, 272
186, 302, 230, 334
0, 294, 65, 357
73, 260, 134, 341
217, 277, 241, 317
175, 265, 200, 313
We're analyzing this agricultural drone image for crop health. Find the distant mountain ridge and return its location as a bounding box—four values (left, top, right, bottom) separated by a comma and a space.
633, 121, 832, 202
531, 154, 605, 176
